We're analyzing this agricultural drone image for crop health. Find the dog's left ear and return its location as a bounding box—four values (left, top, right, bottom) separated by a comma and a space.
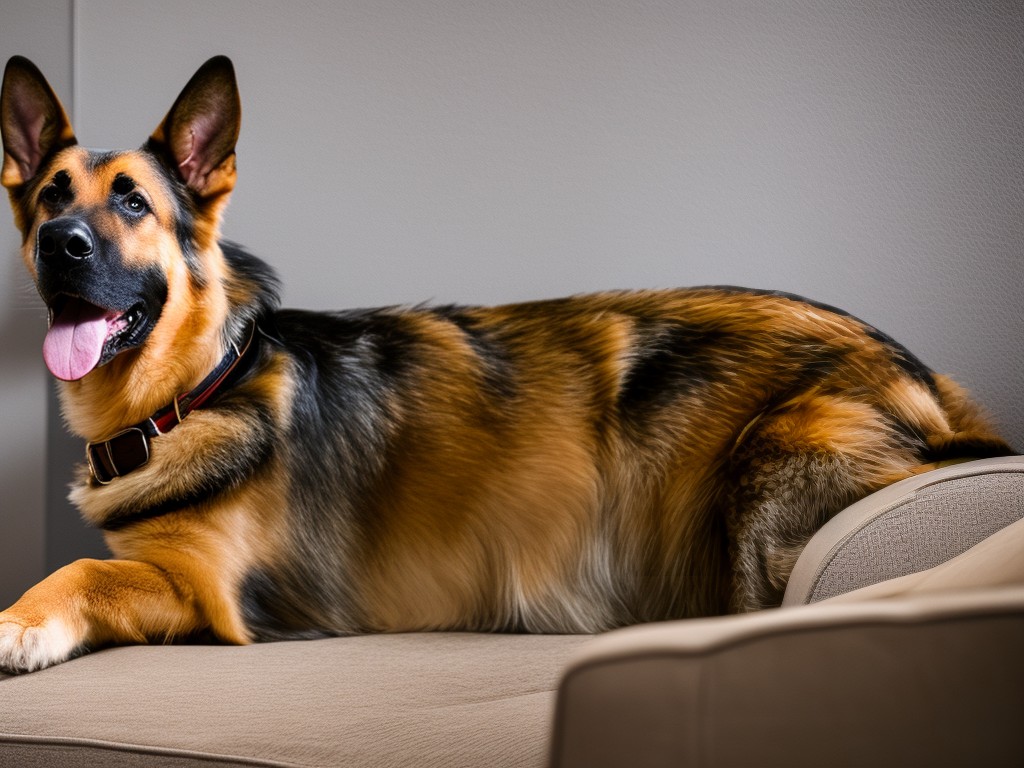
148, 56, 240, 201
1, 56, 77, 190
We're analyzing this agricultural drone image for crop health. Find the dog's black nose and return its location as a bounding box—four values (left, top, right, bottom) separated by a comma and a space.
37, 219, 95, 263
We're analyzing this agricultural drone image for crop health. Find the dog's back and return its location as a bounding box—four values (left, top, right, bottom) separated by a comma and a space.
210, 274, 1011, 636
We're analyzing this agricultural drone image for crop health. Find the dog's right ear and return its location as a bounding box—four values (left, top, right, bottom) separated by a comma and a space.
1, 56, 77, 191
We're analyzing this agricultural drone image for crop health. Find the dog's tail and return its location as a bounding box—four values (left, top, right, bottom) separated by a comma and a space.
923, 374, 1016, 462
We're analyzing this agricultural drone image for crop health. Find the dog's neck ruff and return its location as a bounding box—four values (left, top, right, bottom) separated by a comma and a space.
86, 322, 260, 485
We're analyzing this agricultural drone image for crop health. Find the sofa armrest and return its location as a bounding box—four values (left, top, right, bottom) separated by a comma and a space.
783, 456, 1024, 605
550, 586, 1024, 768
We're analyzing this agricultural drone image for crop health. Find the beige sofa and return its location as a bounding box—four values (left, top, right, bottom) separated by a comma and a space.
2, 457, 1022, 767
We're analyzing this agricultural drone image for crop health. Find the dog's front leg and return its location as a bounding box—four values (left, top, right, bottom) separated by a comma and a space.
0, 559, 202, 673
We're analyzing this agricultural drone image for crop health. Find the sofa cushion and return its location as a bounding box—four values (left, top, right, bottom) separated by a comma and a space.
784, 456, 1024, 605
551, 586, 1024, 768
0, 632, 591, 767
825, 515, 1024, 602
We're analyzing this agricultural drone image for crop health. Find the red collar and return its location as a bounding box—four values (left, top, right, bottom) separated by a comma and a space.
86, 322, 259, 485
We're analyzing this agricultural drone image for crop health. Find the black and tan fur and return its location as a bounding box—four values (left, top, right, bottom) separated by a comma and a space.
0, 56, 1013, 673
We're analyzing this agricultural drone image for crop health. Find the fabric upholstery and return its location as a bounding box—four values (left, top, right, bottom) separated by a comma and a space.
826, 514, 1024, 602
551, 585, 1024, 768
783, 457, 1024, 605
0, 633, 590, 767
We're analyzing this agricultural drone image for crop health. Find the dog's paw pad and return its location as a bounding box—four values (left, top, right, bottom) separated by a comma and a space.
0, 616, 78, 674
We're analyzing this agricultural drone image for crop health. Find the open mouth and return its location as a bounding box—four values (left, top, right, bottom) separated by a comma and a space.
43, 295, 150, 381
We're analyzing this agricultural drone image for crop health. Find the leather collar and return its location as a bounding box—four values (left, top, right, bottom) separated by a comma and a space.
86, 322, 260, 485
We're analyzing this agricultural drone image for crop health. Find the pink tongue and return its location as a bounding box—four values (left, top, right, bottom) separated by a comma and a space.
43, 299, 112, 381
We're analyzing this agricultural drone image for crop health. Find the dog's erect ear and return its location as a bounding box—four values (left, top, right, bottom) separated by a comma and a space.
149, 56, 240, 200
1, 56, 77, 190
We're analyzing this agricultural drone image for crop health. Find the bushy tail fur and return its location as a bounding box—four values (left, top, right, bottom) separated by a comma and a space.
927, 375, 1016, 461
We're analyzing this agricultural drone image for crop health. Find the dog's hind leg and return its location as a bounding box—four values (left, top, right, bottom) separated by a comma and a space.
0, 559, 207, 673
725, 395, 923, 612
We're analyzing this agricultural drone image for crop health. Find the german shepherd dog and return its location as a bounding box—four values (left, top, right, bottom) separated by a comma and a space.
0, 55, 1012, 674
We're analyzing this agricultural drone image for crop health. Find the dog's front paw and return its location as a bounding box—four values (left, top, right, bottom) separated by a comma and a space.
0, 614, 80, 674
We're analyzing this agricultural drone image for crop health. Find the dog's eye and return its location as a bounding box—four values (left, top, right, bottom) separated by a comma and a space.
124, 193, 149, 215
40, 185, 63, 207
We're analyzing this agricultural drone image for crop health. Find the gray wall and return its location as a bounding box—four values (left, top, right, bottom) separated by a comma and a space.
0, 0, 72, 607
2, 1, 1022, 603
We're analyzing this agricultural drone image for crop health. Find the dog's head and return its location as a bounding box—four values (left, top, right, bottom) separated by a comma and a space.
1, 56, 241, 385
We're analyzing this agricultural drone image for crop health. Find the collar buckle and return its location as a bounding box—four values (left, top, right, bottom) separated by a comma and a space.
86, 427, 152, 485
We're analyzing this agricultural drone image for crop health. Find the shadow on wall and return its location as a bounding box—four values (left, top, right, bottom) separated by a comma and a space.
0, 253, 47, 607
